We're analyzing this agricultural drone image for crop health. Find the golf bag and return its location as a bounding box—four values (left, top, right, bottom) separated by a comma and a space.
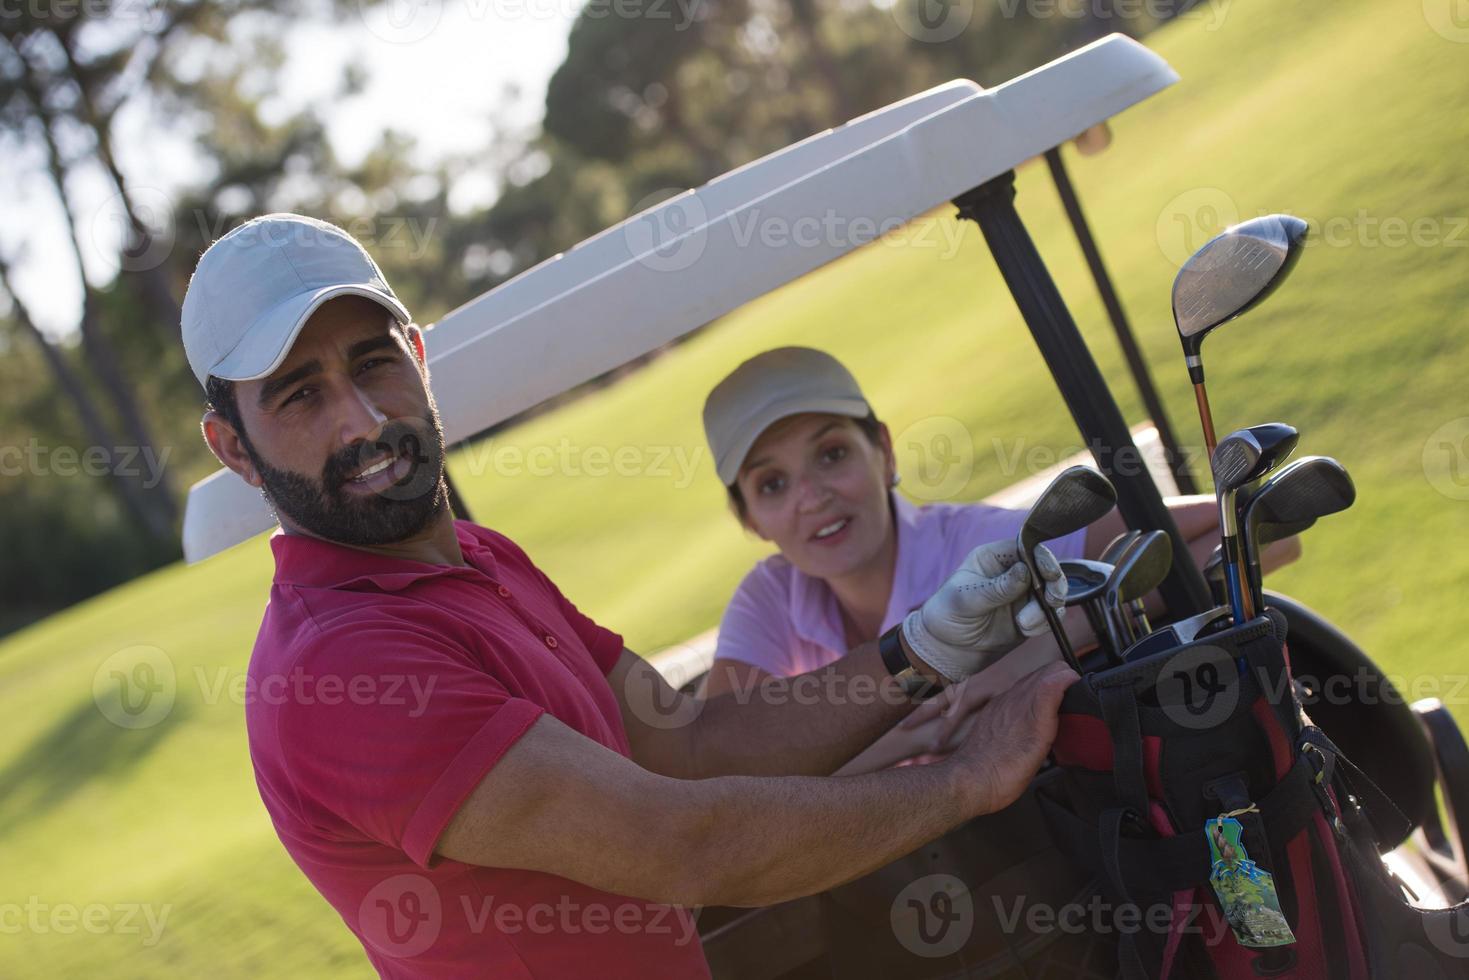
1037, 607, 1469, 979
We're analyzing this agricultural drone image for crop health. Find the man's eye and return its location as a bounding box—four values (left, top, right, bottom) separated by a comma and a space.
359, 357, 390, 373
283, 387, 313, 406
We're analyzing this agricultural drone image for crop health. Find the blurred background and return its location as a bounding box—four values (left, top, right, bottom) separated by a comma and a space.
2, 0, 1467, 974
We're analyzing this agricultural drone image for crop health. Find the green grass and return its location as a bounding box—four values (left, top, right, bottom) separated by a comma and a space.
3, 0, 1468, 974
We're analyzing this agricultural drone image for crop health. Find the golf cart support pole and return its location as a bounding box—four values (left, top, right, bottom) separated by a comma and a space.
955, 171, 1214, 617
1043, 148, 1200, 495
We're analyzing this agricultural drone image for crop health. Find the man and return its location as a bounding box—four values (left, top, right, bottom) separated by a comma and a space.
183, 213, 1076, 978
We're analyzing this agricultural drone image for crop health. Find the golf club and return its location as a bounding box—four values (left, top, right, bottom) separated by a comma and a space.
1060, 558, 1116, 663
1211, 423, 1300, 622
1203, 517, 1315, 606
1241, 455, 1356, 610
1172, 214, 1310, 459
1102, 529, 1173, 655
1017, 466, 1118, 670
1100, 529, 1150, 639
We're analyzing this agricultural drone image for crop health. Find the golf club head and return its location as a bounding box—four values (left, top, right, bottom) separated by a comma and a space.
1172, 214, 1311, 360
1060, 558, 1113, 607
1115, 530, 1174, 604
1099, 529, 1142, 566
1242, 455, 1355, 608
1017, 467, 1116, 667
1211, 423, 1301, 494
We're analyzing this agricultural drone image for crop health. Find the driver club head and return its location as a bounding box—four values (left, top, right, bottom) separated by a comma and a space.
1172, 214, 1311, 360
1017, 466, 1117, 666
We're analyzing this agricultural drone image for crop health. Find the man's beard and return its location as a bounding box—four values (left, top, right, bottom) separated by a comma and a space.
245, 410, 450, 548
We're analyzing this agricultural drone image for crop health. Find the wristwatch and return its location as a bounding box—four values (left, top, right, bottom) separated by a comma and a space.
879, 625, 940, 700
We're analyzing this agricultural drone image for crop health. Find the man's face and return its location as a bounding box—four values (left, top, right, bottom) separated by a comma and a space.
212, 296, 448, 547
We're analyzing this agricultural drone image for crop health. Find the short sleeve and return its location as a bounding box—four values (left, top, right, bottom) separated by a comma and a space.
713, 566, 800, 677
272, 623, 544, 869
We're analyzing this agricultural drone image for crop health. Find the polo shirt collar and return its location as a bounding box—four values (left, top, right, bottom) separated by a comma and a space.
788, 492, 919, 651
270, 520, 495, 593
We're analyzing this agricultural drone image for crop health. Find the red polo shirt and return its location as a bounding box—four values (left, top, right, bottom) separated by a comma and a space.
245, 520, 710, 979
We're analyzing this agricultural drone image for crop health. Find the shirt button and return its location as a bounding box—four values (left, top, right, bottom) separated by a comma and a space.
497, 585, 510, 598
544, 635, 559, 649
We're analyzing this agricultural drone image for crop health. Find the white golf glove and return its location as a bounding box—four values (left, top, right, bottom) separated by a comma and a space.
901, 540, 1067, 683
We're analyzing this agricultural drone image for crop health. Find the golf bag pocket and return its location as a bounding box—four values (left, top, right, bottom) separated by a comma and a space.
1035, 609, 1402, 980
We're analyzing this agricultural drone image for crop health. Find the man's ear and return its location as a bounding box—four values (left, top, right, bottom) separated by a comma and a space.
201, 411, 263, 488
406, 324, 428, 370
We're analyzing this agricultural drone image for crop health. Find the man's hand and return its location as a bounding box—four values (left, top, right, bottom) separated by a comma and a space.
901, 540, 1066, 683
942, 661, 1076, 815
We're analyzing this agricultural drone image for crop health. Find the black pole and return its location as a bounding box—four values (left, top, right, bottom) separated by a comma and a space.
1044, 147, 1199, 496
955, 171, 1212, 616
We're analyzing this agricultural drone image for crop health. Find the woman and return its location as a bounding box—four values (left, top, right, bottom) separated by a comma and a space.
700, 346, 1234, 769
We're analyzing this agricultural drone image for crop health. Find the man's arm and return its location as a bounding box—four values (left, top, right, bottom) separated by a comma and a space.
612, 641, 923, 779
435, 662, 1074, 908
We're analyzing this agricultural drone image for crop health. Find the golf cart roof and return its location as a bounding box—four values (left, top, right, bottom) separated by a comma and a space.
182, 33, 1177, 562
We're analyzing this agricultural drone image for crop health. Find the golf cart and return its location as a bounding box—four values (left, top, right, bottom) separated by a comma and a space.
182, 35, 1469, 978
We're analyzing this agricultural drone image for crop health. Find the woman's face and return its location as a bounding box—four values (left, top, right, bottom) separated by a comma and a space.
735, 413, 896, 582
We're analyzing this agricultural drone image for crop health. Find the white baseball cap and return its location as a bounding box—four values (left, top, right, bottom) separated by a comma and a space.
703, 347, 872, 485
180, 213, 412, 389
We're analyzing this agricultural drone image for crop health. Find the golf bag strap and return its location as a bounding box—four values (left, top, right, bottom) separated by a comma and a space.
1301, 728, 1412, 850
1098, 683, 1150, 817
1041, 751, 1324, 895
1099, 807, 1152, 980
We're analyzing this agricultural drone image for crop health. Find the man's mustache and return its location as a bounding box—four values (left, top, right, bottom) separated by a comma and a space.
324, 420, 433, 490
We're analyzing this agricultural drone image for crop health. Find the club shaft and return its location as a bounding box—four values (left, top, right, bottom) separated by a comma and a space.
1036, 583, 1080, 670
1193, 382, 1219, 459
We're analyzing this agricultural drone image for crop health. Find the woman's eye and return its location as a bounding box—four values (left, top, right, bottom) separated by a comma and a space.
820, 444, 848, 464
758, 476, 786, 495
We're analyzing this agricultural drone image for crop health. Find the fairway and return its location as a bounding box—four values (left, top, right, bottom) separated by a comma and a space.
2, 0, 1467, 975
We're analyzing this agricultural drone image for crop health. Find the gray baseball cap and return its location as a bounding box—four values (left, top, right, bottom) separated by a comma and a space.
180, 213, 412, 389
703, 347, 872, 485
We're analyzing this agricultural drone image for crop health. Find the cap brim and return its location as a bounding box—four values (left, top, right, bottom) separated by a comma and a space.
207, 284, 412, 383
716, 395, 870, 485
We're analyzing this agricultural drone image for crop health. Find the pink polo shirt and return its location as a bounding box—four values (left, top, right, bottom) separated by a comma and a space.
246, 520, 710, 979
715, 496, 1087, 676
